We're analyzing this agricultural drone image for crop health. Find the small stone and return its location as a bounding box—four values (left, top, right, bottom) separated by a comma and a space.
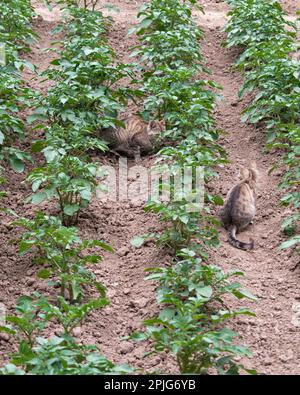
108, 289, 116, 298
131, 298, 148, 309
151, 356, 161, 366
26, 278, 36, 286
118, 342, 134, 355
263, 358, 273, 366
72, 327, 82, 337
117, 247, 130, 257
38, 283, 49, 292
0, 333, 10, 342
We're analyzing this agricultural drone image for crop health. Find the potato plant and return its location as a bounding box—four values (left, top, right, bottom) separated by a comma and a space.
32, 5, 139, 132
132, 249, 256, 375
133, 0, 226, 253
0, 294, 132, 375
0, 0, 37, 52
27, 156, 99, 226
12, 212, 112, 302
47, 0, 102, 11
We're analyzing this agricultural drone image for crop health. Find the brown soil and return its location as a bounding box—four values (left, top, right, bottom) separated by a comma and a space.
0, 0, 299, 374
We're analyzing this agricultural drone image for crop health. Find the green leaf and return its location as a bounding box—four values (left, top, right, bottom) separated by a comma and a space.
279, 236, 300, 250
233, 288, 257, 301
130, 236, 146, 248
31, 192, 48, 205
92, 240, 113, 252
212, 195, 224, 205
0, 326, 16, 336
63, 204, 80, 216
9, 158, 24, 173
0, 131, 4, 145
79, 189, 92, 201
27, 113, 48, 124
37, 269, 51, 279
32, 180, 42, 193
195, 285, 213, 298
138, 18, 153, 30
130, 331, 148, 341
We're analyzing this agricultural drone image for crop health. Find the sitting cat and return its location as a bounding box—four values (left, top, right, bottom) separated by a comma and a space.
220, 162, 259, 250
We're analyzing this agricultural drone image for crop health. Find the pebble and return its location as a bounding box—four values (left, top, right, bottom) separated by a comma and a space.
118, 342, 134, 355
263, 358, 273, 366
117, 247, 130, 257
26, 278, 36, 287
72, 327, 82, 337
131, 298, 148, 309
0, 333, 10, 342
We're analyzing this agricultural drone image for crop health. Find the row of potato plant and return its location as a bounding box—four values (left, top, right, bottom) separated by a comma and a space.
0, 1, 132, 375
130, 0, 257, 375
225, 0, 300, 253
0, 0, 37, 173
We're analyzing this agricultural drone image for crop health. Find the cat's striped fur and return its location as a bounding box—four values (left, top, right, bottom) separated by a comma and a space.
100, 115, 163, 159
220, 162, 259, 250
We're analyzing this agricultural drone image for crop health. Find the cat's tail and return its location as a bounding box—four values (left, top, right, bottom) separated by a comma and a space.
228, 225, 254, 251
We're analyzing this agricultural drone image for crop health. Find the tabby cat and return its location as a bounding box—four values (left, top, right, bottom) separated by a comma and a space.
220, 162, 259, 250
100, 115, 163, 161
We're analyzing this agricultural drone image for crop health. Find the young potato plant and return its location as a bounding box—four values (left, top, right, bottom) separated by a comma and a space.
132, 249, 257, 375
145, 167, 221, 257
0, 294, 132, 375
12, 212, 112, 303
143, 68, 221, 140
131, 0, 204, 72
276, 124, 300, 253
239, 58, 300, 126
27, 7, 140, 230
0, 336, 132, 375
226, 0, 296, 49
31, 6, 139, 133
25, 6, 142, 229
0, 0, 37, 53
134, 0, 226, 258
0, 295, 47, 349
32, 124, 108, 163
132, 0, 203, 36
26, 156, 99, 226
145, 199, 219, 256
48, 0, 103, 11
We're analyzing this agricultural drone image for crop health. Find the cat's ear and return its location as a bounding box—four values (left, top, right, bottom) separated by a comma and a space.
238, 166, 248, 180
158, 119, 165, 130
250, 161, 259, 181
147, 120, 157, 134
